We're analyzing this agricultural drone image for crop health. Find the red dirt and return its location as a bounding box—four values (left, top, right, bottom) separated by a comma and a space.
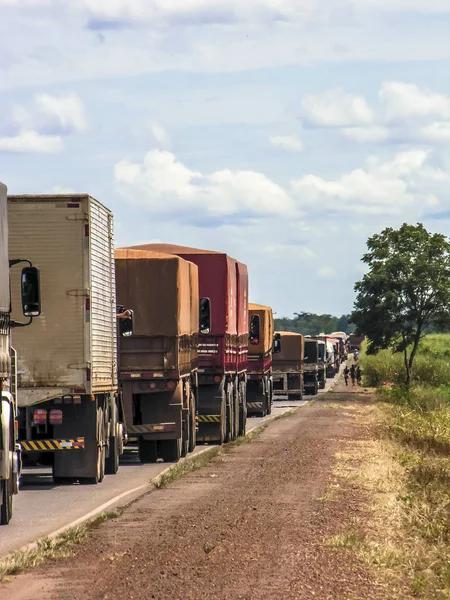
2, 386, 411, 599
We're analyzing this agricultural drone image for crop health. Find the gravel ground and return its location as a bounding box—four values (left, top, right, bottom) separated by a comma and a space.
3, 385, 404, 600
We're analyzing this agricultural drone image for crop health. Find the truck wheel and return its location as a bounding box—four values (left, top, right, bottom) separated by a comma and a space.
105, 404, 120, 475
224, 384, 234, 443
105, 429, 120, 474
0, 477, 13, 525
138, 439, 158, 463
81, 408, 105, 484
160, 439, 181, 463
188, 386, 196, 453
219, 391, 226, 445
238, 382, 247, 437
267, 379, 273, 415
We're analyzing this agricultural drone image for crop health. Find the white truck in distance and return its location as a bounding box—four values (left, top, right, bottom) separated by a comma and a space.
1, 182, 41, 524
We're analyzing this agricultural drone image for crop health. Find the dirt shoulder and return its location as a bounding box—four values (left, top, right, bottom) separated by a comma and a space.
2, 386, 411, 600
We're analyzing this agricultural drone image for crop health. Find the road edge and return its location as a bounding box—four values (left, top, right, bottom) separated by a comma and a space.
1, 404, 305, 562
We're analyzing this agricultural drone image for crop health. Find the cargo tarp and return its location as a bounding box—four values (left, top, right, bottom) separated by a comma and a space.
115, 248, 198, 337
248, 303, 273, 355
273, 332, 304, 367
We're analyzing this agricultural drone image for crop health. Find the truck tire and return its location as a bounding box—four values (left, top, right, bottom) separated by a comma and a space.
0, 477, 13, 525
138, 439, 158, 463
224, 384, 234, 443
188, 385, 196, 453
238, 381, 247, 437
267, 379, 273, 415
181, 382, 189, 458
105, 429, 120, 474
160, 439, 181, 463
81, 408, 105, 484
105, 403, 120, 475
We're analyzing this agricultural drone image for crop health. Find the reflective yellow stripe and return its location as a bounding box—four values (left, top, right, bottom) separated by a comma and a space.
36, 440, 47, 451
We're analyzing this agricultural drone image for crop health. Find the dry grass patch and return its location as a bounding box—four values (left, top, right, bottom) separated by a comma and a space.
0, 510, 120, 582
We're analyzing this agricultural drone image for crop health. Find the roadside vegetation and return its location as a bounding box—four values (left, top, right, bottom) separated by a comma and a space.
357, 335, 450, 599
347, 223, 450, 598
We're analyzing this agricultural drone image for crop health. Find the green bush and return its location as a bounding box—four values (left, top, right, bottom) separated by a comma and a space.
360, 334, 450, 388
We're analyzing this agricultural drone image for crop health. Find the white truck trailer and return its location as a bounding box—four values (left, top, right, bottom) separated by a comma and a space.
1, 182, 41, 524
8, 194, 124, 484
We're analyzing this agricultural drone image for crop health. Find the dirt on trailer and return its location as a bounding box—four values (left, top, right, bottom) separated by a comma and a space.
2, 382, 412, 600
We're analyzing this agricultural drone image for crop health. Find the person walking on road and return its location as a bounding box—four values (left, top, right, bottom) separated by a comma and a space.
344, 366, 350, 386
350, 364, 356, 386
353, 349, 359, 361
356, 365, 362, 386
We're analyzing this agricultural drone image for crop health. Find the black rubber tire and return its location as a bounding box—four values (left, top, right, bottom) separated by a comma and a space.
81, 408, 105, 484
138, 439, 158, 463
0, 477, 13, 525
267, 379, 273, 415
105, 431, 120, 475
188, 388, 196, 453
160, 439, 181, 463
219, 392, 226, 445
238, 382, 247, 437
224, 385, 233, 443
105, 402, 120, 475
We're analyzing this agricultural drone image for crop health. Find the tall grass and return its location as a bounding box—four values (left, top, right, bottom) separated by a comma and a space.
360, 334, 450, 389
361, 334, 450, 598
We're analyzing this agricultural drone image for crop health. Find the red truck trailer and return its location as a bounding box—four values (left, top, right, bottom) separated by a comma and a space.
115, 249, 199, 463
247, 303, 273, 417
128, 244, 249, 444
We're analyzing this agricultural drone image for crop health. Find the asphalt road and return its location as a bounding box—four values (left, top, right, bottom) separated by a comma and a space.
0, 403, 304, 558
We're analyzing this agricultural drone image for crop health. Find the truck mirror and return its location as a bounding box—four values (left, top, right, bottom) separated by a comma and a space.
249, 315, 260, 345
273, 333, 281, 354
199, 298, 211, 335
119, 310, 134, 337
21, 266, 41, 317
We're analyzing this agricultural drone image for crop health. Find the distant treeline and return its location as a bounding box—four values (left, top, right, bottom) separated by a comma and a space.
274, 312, 353, 336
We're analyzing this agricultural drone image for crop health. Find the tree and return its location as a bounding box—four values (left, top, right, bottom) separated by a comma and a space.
351, 223, 450, 386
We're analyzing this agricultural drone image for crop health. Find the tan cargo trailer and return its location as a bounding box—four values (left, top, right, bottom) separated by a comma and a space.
115, 248, 199, 462
247, 303, 273, 416
8, 194, 122, 484
272, 332, 304, 401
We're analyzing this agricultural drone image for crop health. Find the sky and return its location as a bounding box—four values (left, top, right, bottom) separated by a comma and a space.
1, 1, 450, 318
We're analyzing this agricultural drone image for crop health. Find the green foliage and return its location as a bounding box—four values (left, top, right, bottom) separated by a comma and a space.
274, 312, 352, 335
352, 224, 450, 384
360, 334, 450, 390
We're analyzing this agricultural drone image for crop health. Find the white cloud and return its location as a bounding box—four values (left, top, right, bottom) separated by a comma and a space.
306, 82, 450, 146
114, 149, 294, 219
269, 135, 303, 152
0, 92, 87, 154
301, 89, 374, 127
317, 266, 337, 279
420, 122, 450, 142
291, 149, 442, 216
150, 122, 171, 149
379, 82, 450, 122
341, 126, 389, 143
0, 131, 62, 153
34, 92, 87, 134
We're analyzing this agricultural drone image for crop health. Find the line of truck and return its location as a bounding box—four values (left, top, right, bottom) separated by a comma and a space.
0, 188, 353, 525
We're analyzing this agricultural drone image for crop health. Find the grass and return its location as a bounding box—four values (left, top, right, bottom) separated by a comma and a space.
0, 510, 120, 582
336, 335, 450, 598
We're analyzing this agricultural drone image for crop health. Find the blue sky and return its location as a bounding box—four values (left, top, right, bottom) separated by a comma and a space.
1, 1, 450, 317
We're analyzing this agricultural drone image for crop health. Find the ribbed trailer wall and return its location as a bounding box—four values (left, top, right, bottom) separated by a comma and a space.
8, 195, 117, 406
89, 199, 117, 392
